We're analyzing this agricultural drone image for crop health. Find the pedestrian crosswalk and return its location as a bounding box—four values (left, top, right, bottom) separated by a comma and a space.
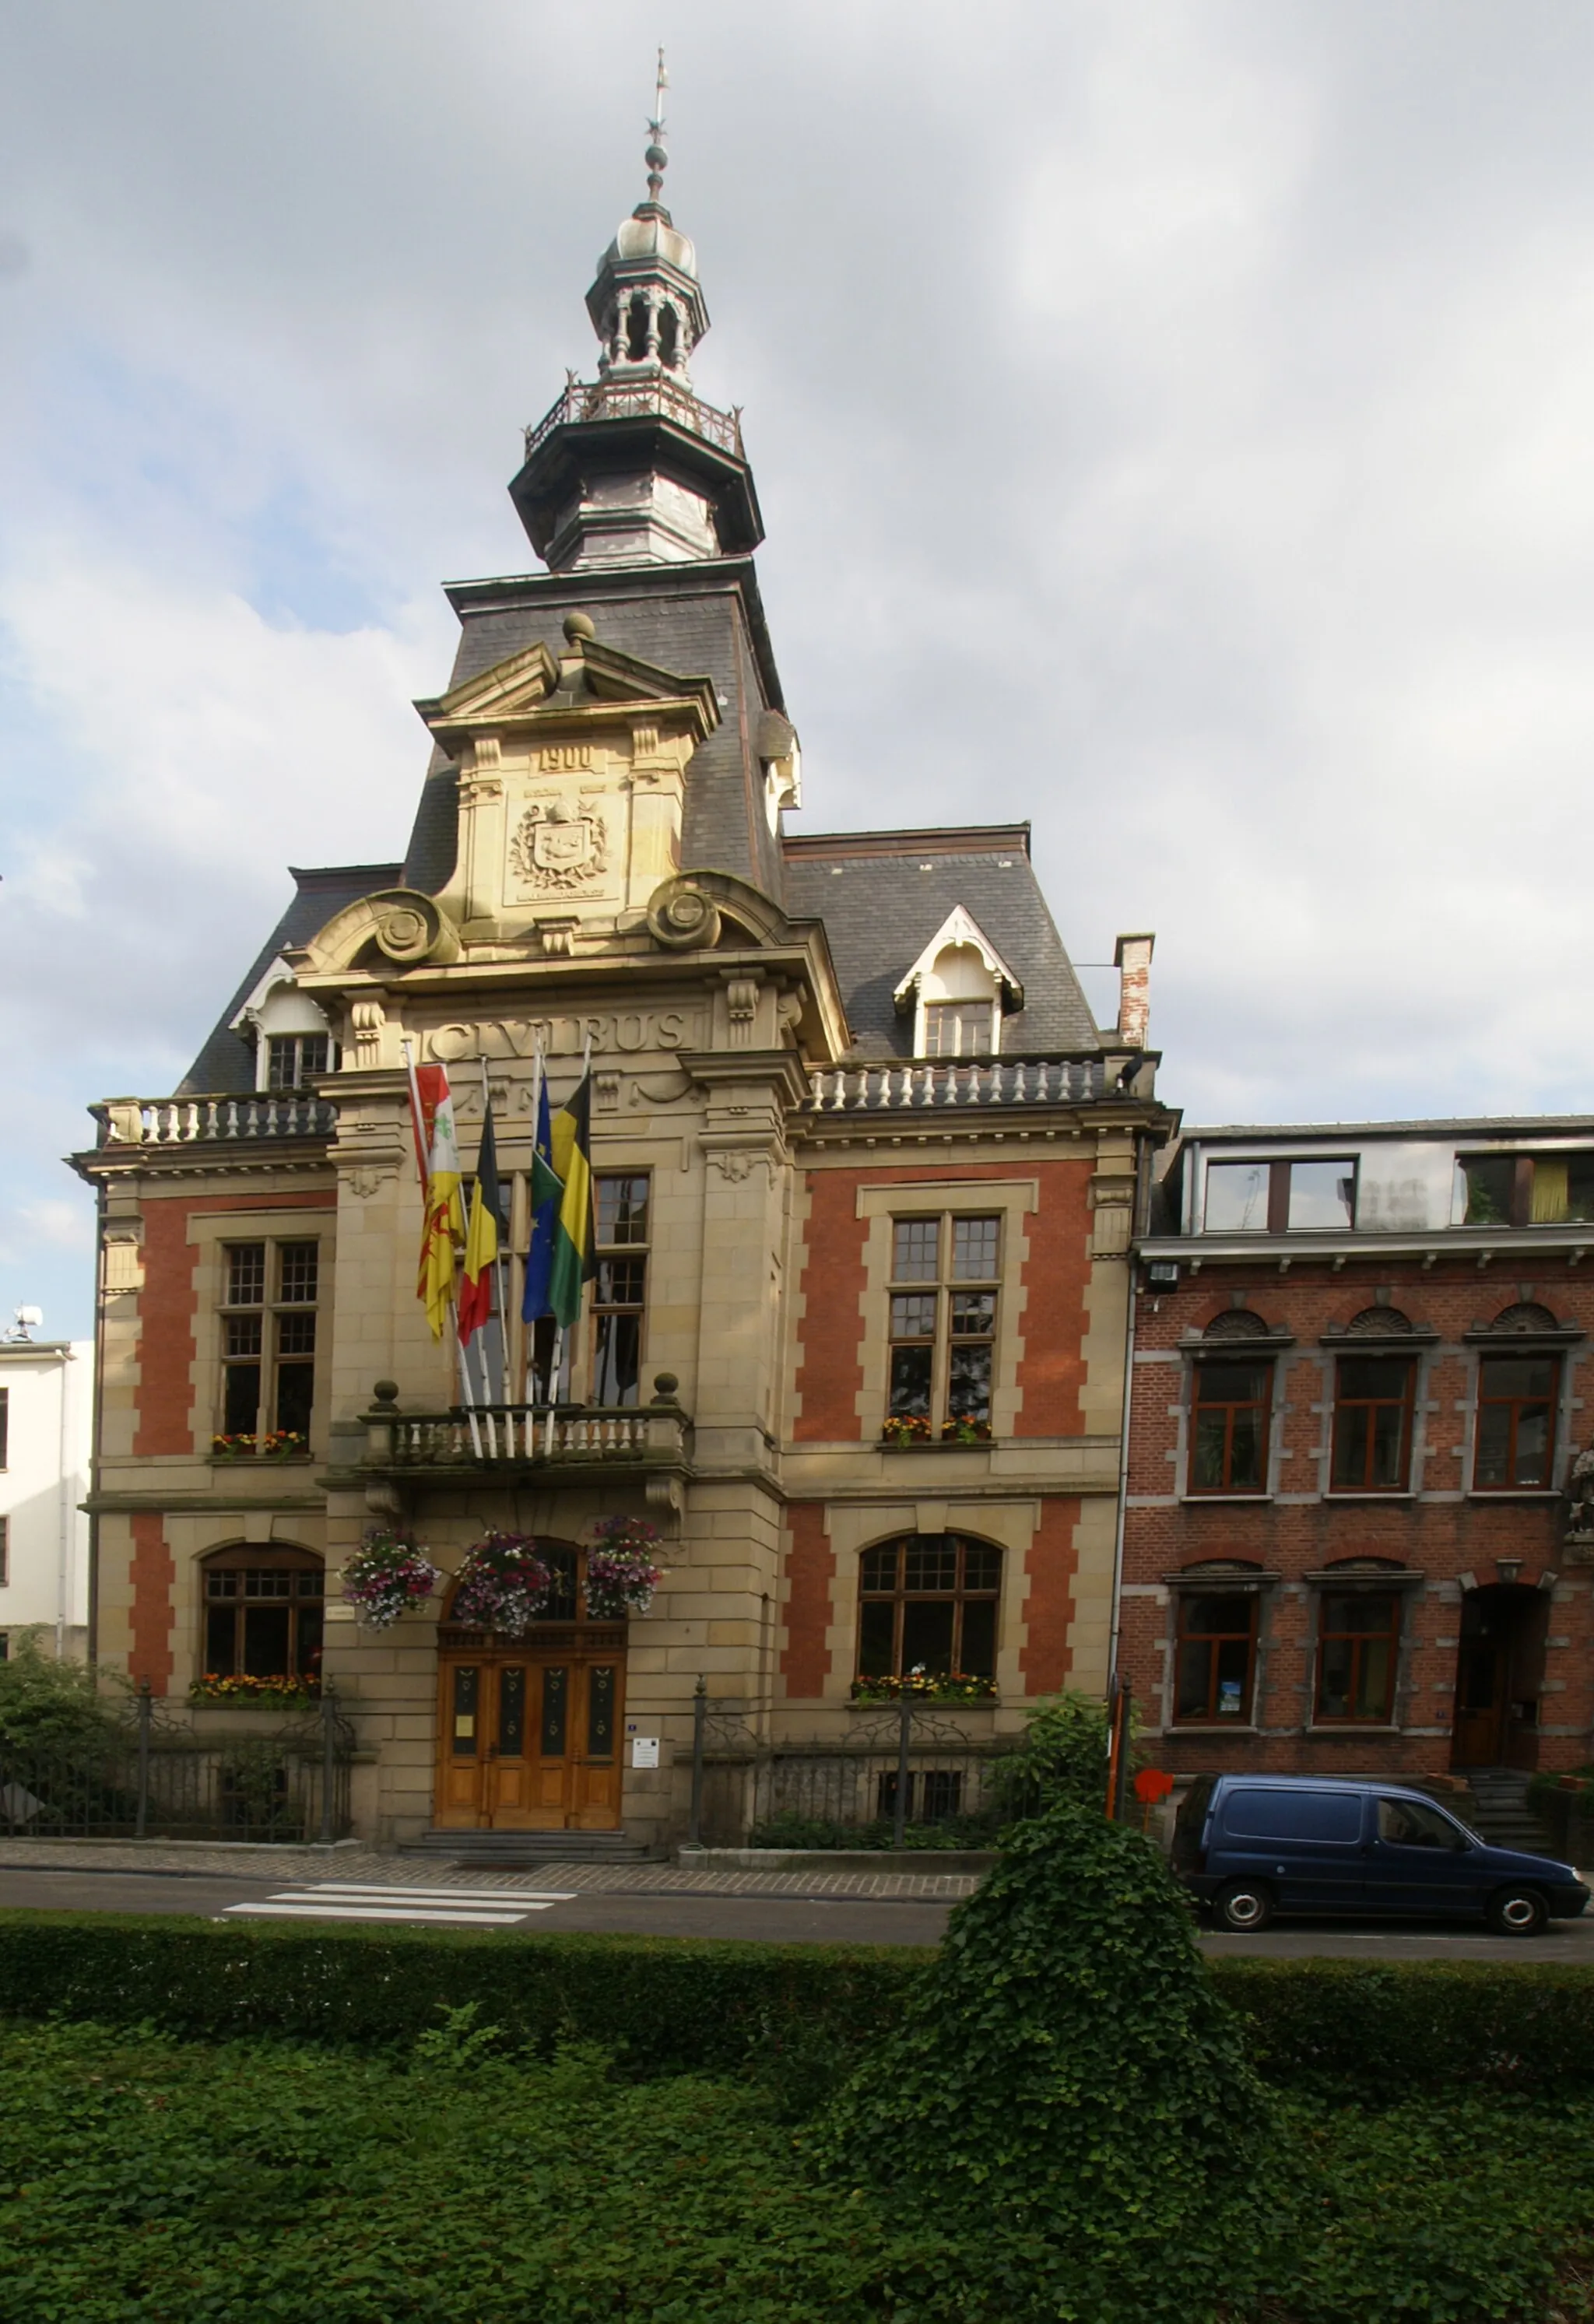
219, 1881, 577, 1928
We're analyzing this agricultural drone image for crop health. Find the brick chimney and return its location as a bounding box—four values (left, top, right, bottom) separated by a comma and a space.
1113, 933, 1154, 1048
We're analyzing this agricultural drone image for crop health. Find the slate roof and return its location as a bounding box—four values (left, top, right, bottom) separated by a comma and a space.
781, 826, 1104, 1058
177, 863, 402, 1094
403, 558, 786, 904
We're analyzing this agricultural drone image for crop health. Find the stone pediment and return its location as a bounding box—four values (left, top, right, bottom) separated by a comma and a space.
416, 629, 719, 757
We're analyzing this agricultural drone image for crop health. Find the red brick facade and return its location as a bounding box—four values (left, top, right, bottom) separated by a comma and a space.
1120, 1253, 1594, 1780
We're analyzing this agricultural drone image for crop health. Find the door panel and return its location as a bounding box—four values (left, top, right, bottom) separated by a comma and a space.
435, 1648, 625, 1832
1452, 1645, 1505, 1767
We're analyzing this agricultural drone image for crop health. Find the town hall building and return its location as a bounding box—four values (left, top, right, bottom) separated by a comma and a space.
74, 121, 1171, 1849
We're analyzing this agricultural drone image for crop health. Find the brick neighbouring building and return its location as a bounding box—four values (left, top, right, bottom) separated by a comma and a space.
70, 120, 1174, 1850
1122, 1120, 1594, 1799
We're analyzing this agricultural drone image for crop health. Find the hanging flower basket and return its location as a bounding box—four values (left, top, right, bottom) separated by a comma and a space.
585, 1518, 666, 1618
451, 1531, 554, 1638
342, 1529, 442, 1630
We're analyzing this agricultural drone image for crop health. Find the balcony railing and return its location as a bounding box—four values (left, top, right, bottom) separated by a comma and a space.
806, 1054, 1146, 1112
362, 1399, 689, 1472
524, 375, 745, 465
94, 1094, 338, 1147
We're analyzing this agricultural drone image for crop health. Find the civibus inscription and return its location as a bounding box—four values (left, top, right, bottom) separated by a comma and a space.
423, 1011, 694, 1063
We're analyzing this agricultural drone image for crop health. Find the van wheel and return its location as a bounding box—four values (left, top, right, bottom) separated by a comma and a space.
1213, 1880, 1274, 1933
1487, 1886, 1548, 1937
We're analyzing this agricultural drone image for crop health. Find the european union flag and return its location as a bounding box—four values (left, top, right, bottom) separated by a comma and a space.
521, 1075, 561, 1322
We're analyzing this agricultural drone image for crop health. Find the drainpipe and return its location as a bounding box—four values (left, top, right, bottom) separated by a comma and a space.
1107, 1135, 1150, 1697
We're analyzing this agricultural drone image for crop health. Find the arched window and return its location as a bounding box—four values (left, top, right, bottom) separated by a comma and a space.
201, 1546, 323, 1684
626, 293, 649, 363
857, 1534, 1001, 1681
658, 303, 679, 367
1190, 1319, 1274, 1494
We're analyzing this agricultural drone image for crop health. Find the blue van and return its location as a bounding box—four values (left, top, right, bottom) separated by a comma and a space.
1173, 1775, 1589, 1935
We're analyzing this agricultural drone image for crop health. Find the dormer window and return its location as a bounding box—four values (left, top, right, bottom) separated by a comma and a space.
266, 1034, 331, 1092
924, 1001, 993, 1058
894, 907, 1023, 1061
230, 956, 337, 1094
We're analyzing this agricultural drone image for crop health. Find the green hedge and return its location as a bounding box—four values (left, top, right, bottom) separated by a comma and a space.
5, 1913, 1594, 2098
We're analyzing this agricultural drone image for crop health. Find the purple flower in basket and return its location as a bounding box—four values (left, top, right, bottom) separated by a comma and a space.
342, 1530, 441, 1630
451, 1530, 554, 1638
585, 1518, 666, 1617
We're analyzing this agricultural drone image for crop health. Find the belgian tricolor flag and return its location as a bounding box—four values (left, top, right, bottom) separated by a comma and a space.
455, 1103, 500, 1349
547, 1068, 597, 1329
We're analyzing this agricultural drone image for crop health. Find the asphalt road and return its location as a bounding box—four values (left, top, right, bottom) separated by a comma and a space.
3, 1866, 1594, 1956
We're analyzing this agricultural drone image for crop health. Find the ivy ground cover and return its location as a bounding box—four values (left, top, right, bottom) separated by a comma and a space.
5, 2014, 1594, 2322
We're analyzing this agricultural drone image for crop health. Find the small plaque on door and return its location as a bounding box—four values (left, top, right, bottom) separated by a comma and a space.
631, 1736, 660, 1770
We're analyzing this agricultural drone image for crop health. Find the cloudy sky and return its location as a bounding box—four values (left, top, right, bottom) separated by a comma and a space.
4, 0, 1594, 1339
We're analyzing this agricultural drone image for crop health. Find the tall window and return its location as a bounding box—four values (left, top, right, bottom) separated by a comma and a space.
202, 1549, 323, 1682
923, 1002, 993, 1058
857, 1535, 1002, 1680
886, 1214, 999, 1434
0, 1386, 8, 1468
592, 1174, 649, 1406
0, 1518, 8, 1588
1315, 1592, 1399, 1722
1189, 1361, 1271, 1493
265, 1034, 331, 1090
1174, 1592, 1257, 1722
1331, 1357, 1417, 1491
1474, 1354, 1557, 1488
219, 1240, 319, 1447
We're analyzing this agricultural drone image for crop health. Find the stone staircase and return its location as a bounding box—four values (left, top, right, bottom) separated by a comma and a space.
404, 1829, 657, 1867
1460, 1768, 1557, 1856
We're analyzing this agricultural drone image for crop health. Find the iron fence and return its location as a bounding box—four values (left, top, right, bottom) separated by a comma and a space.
0, 1687, 353, 1844
687, 1691, 1043, 1849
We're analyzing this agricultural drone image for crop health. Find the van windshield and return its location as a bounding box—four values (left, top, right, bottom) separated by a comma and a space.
1377, 1798, 1469, 1851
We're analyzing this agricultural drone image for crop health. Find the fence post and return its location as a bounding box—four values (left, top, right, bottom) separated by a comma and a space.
320, 1683, 337, 1845
135, 1679, 152, 1839
687, 1676, 706, 1847
893, 1696, 912, 1848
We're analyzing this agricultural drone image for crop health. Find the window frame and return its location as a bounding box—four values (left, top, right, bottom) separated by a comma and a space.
0, 1515, 8, 1589
264, 1032, 333, 1091
885, 1213, 1002, 1437
590, 1172, 651, 1409
1329, 1354, 1417, 1494
855, 1534, 1003, 1682
1201, 1156, 1357, 1234
922, 1000, 995, 1058
1314, 1590, 1401, 1725
199, 1548, 325, 1685
1187, 1357, 1273, 1496
1473, 1351, 1560, 1490
0, 1385, 8, 1469
1171, 1589, 1259, 1725
216, 1237, 321, 1452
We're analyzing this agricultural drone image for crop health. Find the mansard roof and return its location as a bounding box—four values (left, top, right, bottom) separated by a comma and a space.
402, 560, 786, 905
178, 862, 402, 1094
781, 825, 1103, 1058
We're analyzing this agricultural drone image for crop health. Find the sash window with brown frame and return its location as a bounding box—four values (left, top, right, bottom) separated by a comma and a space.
1315, 1591, 1399, 1723
886, 1214, 1000, 1431
265, 1034, 332, 1091
1331, 1357, 1417, 1492
1474, 1353, 1558, 1489
591, 1174, 649, 1406
857, 1534, 1002, 1680
1173, 1590, 1258, 1723
1189, 1359, 1272, 1494
202, 1549, 323, 1683
219, 1239, 319, 1442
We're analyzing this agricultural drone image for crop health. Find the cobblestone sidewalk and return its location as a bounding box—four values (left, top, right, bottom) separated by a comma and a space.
0, 1839, 978, 1901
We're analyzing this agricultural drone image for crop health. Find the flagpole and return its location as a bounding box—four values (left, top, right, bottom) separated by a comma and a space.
479, 1056, 511, 1412
524, 1038, 545, 1413
544, 1033, 592, 1459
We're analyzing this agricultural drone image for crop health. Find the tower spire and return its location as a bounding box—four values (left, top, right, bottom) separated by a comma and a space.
644, 47, 669, 212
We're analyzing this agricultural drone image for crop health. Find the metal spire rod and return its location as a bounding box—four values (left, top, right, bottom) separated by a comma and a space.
645, 47, 669, 205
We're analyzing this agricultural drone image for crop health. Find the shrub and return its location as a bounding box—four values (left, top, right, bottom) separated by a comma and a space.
0, 1636, 122, 1751
743, 1811, 997, 1852
814, 1801, 1278, 2320
985, 1686, 1114, 1818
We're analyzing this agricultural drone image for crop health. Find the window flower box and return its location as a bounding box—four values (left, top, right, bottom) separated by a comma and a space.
851, 1669, 999, 1705
210, 1431, 310, 1462
188, 1673, 319, 1709
879, 1416, 994, 1448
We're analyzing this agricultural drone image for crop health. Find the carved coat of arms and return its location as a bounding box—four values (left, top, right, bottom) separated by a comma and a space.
510, 799, 609, 893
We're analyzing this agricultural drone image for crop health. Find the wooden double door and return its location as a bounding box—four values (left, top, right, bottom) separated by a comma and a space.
435, 1627, 626, 1831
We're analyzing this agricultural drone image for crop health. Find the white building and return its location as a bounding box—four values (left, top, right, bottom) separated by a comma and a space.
0, 1327, 92, 1661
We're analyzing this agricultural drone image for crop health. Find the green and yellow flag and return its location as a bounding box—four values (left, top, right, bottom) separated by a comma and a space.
548, 1069, 597, 1328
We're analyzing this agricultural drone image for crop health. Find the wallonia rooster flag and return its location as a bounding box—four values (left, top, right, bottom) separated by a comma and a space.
456, 1101, 500, 1347
414, 1067, 465, 1339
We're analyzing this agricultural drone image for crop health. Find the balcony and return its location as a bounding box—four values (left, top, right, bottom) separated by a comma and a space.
806, 1051, 1155, 1114
523, 375, 745, 466
93, 1094, 337, 1146
357, 1382, 690, 1483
